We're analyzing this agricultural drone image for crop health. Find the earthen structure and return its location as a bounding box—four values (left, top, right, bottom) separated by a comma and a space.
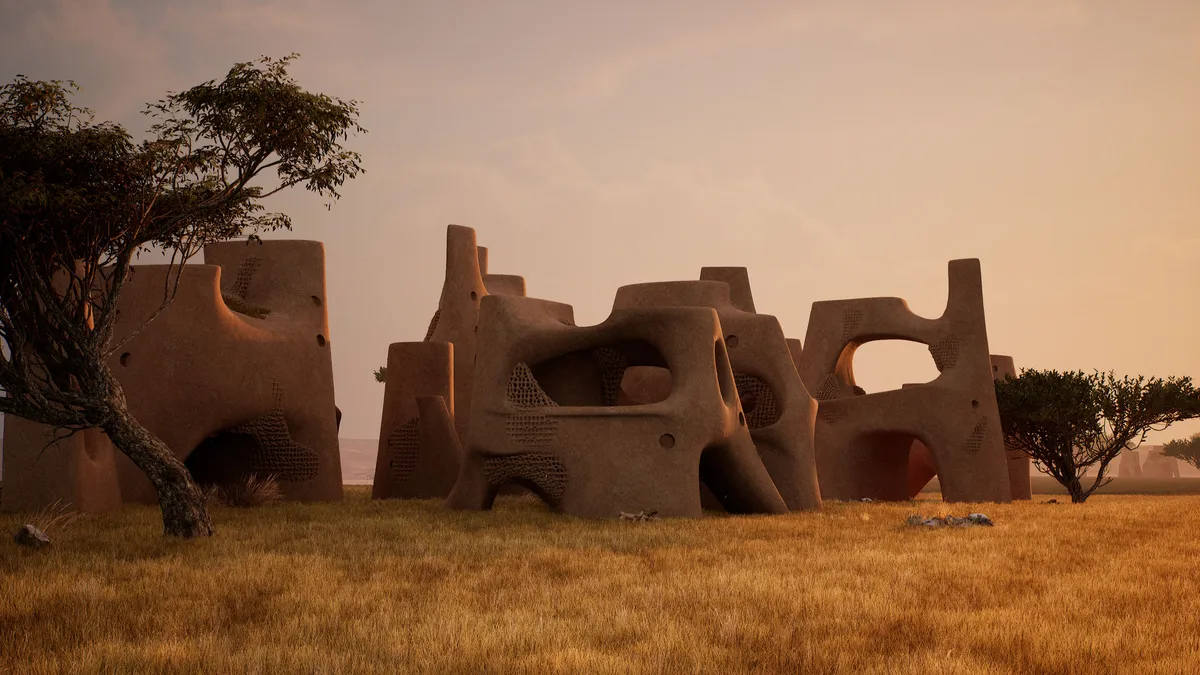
611, 271, 821, 511
372, 225, 528, 500
1139, 445, 1180, 479
445, 293, 788, 518
906, 354, 1031, 500
1117, 448, 1143, 478
796, 259, 1012, 503
1, 240, 344, 512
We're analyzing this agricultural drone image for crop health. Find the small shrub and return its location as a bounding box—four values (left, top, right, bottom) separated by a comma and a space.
220, 473, 284, 508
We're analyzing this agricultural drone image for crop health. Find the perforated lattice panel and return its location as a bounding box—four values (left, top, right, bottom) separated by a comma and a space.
505, 412, 558, 446
962, 416, 988, 453
591, 347, 627, 406
928, 333, 961, 372
483, 453, 568, 505
423, 309, 441, 341
507, 363, 558, 409
225, 257, 262, 299
231, 408, 320, 481
388, 418, 419, 483
734, 372, 782, 429
814, 374, 842, 401
841, 308, 864, 340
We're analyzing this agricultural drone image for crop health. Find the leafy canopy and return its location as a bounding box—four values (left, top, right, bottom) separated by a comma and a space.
994, 369, 1200, 502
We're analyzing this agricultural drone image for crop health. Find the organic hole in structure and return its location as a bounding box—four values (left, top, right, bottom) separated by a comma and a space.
726, 334, 738, 349
316, 334, 326, 347
119, 353, 131, 367
529, 340, 669, 407
311, 295, 322, 307
971, 399, 979, 409
738, 411, 745, 426
470, 291, 478, 301
659, 433, 675, 449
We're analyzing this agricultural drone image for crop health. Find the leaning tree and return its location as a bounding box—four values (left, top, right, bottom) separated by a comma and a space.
993, 369, 1200, 502
1163, 432, 1200, 471
0, 54, 365, 537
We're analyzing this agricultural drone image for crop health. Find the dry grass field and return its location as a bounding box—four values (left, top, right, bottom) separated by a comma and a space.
3, 486, 1200, 674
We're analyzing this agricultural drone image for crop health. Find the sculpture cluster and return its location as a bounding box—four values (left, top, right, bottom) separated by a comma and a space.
3, 224, 1034, 517
371, 224, 1029, 519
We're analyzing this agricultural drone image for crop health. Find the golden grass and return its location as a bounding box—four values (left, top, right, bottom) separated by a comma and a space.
922, 476, 1200, 496
3, 488, 1200, 674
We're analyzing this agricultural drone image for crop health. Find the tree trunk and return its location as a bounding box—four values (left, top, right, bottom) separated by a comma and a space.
102, 403, 214, 538
1065, 475, 1088, 503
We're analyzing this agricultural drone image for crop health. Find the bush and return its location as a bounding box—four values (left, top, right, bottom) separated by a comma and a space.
202, 474, 283, 508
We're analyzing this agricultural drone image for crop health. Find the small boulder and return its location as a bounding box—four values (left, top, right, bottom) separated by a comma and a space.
14, 524, 50, 549
860, 497, 873, 503
967, 513, 994, 526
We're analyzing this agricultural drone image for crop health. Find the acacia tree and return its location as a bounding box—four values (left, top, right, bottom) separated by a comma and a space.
0, 54, 365, 537
994, 369, 1200, 502
1163, 432, 1200, 470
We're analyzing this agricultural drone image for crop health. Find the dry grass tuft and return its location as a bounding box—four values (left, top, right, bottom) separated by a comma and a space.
27, 498, 84, 536
3, 488, 1200, 674
203, 473, 283, 509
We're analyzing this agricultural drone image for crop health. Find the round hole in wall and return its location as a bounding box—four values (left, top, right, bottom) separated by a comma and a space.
311, 295, 322, 307
119, 352, 131, 366
971, 399, 979, 409
316, 334, 326, 347
659, 433, 675, 449
992, 365, 998, 372
726, 335, 739, 349
470, 291, 478, 301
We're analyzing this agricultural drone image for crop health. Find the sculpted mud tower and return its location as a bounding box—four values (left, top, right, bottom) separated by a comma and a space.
906, 354, 1032, 500
797, 259, 1012, 503
1, 240, 343, 512
611, 269, 821, 512
373, 225, 527, 499
1140, 445, 1180, 479
1117, 448, 1143, 478
445, 293, 788, 518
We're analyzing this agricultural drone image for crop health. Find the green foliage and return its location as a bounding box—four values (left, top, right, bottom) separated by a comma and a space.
995, 369, 1200, 502
1163, 433, 1200, 470
373, 366, 387, 383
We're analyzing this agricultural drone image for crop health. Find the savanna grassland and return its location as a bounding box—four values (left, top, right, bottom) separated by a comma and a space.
3, 486, 1200, 675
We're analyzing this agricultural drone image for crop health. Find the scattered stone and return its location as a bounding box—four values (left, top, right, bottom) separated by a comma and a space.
967, 513, 994, 526
860, 497, 873, 503
1045, 499, 1059, 504
14, 524, 50, 549
619, 509, 659, 522
905, 513, 995, 529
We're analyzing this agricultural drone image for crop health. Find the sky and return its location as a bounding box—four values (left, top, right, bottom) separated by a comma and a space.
1, 0, 1197, 448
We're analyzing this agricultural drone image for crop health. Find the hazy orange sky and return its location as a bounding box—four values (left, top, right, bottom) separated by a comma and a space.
1, 0, 1197, 446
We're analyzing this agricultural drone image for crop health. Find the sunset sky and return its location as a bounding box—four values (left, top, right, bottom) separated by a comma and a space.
1, 0, 1197, 448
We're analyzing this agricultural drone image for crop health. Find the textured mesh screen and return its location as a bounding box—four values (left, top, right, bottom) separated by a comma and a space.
483, 453, 568, 505
928, 333, 961, 372
962, 416, 988, 453
734, 372, 782, 429
230, 408, 320, 482
423, 309, 441, 341
388, 417, 420, 482
590, 347, 627, 406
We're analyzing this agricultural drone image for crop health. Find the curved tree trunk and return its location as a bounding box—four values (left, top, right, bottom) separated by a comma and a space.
102, 400, 214, 538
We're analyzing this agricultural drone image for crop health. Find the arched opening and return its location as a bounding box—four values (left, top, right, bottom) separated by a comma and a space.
184, 431, 259, 491
843, 339, 943, 395
525, 340, 669, 407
